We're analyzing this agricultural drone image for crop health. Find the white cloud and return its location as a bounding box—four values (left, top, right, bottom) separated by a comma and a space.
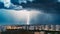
58, 0, 60, 2
0, 0, 34, 9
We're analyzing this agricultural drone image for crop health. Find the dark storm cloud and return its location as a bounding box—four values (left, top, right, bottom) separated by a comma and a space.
0, 0, 60, 14
0, 0, 60, 25
22, 0, 60, 25
21, 0, 60, 14
30, 13, 60, 25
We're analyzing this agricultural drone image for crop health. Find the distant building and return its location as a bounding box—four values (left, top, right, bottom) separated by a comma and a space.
56, 25, 60, 31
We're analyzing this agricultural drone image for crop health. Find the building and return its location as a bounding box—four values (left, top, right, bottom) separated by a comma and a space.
0, 25, 60, 34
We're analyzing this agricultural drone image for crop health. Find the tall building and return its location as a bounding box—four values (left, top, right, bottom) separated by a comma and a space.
56, 25, 60, 31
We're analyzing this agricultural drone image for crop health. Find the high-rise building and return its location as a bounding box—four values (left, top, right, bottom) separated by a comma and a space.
56, 25, 60, 31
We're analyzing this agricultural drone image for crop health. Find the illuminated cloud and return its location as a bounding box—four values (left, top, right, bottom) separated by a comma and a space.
7, 9, 42, 25
19, 0, 34, 4
0, 9, 59, 25
19, 0, 27, 4
0, 0, 34, 9
13, 6, 23, 10
58, 0, 60, 2
28, 0, 34, 2
0, 0, 11, 8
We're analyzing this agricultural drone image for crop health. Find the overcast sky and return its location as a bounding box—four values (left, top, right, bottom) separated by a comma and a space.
0, 0, 60, 25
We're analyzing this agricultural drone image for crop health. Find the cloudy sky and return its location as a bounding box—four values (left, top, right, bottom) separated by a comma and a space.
0, 0, 60, 25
